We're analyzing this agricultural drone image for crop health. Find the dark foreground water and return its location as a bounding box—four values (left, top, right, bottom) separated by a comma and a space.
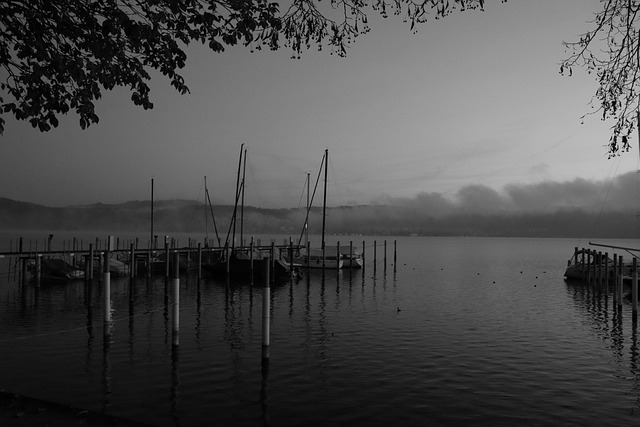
1, 235, 640, 426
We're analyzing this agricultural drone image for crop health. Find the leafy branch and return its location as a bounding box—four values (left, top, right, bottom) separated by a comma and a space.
561, 0, 640, 157
0, 0, 491, 134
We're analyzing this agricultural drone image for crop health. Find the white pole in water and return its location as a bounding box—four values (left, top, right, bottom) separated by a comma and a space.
349, 241, 353, 271
130, 243, 135, 279
104, 236, 114, 340
633, 257, 638, 317
262, 258, 271, 367
172, 251, 180, 347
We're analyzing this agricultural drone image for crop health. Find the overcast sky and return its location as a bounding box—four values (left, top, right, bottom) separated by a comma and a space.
1, 0, 636, 209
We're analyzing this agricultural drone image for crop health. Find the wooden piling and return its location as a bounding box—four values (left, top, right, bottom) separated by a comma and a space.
270, 242, 275, 283
349, 241, 353, 271
35, 253, 41, 284
289, 239, 294, 279
165, 239, 170, 279
394, 240, 397, 272
197, 243, 202, 279
587, 249, 595, 286
89, 244, 94, 280
384, 240, 387, 272
262, 258, 270, 366
19, 238, 26, 282
250, 237, 254, 279
613, 253, 618, 304
634, 257, 638, 317
147, 247, 152, 278
618, 255, 624, 308
604, 252, 609, 293
172, 251, 180, 347
130, 243, 135, 279
373, 240, 377, 273
225, 245, 230, 275
597, 252, 602, 291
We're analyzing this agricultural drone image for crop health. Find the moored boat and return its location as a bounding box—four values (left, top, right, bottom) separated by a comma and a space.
30, 258, 85, 281
339, 248, 363, 269
293, 248, 344, 269
564, 245, 634, 282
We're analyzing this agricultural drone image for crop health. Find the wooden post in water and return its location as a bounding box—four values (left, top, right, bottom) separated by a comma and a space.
337, 241, 340, 271
597, 252, 602, 292
349, 241, 353, 272
587, 249, 595, 286
172, 251, 180, 347
250, 237, 254, 280
373, 240, 377, 273
262, 258, 270, 368
225, 244, 230, 275
613, 254, 618, 304
618, 255, 624, 308
35, 253, 41, 284
634, 257, 638, 317
362, 241, 366, 273
164, 238, 170, 279
89, 244, 94, 280
270, 242, 275, 283
394, 240, 397, 273
197, 243, 202, 279
289, 239, 294, 279
593, 251, 600, 290
147, 247, 151, 278
384, 240, 387, 272
604, 252, 609, 293
130, 243, 135, 279
20, 238, 27, 283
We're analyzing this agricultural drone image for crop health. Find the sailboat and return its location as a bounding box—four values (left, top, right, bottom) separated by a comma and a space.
203, 145, 299, 279
292, 149, 343, 269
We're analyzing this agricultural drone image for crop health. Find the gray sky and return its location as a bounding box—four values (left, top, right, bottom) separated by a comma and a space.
1, 0, 634, 209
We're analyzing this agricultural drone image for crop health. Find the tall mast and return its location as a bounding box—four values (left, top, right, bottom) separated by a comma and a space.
150, 177, 154, 250
306, 172, 310, 249
240, 148, 247, 249
209, 183, 222, 246
204, 176, 208, 244
321, 149, 328, 255
231, 143, 244, 252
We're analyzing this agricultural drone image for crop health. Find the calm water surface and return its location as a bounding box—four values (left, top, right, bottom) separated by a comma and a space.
1, 235, 640, 426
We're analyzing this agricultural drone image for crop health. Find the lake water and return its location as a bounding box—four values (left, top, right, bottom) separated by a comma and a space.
1, 234, 640, 426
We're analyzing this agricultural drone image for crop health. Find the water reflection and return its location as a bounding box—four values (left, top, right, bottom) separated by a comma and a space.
102, 337, 112, 412
170, 345, 180, 426
566, 279, 640, 414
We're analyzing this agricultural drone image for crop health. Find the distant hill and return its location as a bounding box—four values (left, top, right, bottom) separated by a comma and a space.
0, 197, 636, 238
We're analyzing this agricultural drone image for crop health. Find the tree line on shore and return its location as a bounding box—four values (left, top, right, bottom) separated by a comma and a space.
0, 196, 637, 238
